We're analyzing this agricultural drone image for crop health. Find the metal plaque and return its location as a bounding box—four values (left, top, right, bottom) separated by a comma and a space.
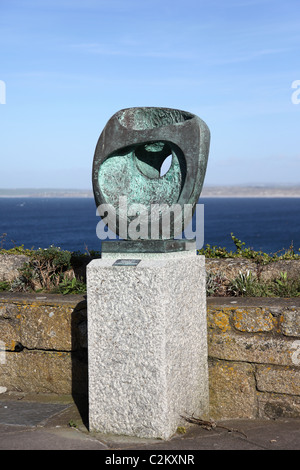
113, 259, 141, 267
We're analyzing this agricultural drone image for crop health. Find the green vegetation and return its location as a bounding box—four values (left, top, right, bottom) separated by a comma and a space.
198, 233, 300, 264
68, 420, 78, 428
0, 280, 10, 291
0, 238, 101, 294
0, 233, 299, 296
10, 245, 73, 292
226, 270, 300, 298
206, 269, 300, 297
56, 277, 87, 295
200, 234, 300, 297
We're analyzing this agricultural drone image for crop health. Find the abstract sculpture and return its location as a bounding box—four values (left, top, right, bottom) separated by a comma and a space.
88, 107, 210, 438
92, 107, 210, 247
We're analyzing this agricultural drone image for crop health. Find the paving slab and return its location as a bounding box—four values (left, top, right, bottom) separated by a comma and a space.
0, 401, 70, 426
0, 393, 300, 451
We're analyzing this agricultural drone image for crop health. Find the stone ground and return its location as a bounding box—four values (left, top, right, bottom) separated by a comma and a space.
0, 392, 300, 451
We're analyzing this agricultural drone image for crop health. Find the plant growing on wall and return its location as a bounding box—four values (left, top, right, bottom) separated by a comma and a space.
15, 245, 71, 291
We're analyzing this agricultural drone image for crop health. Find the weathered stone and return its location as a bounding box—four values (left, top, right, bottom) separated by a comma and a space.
209, 359, 257, 419
205, 258, 258, 281
0, 349, 87, 395
0, 350, 72, 394
232, 308, 276, 333
0, 303, 22, 349
258, 392, 300, 419
260, 260, 300, 281
0, 320, 21, 351
87, 253, 209, 439
280, 309, 300, 337
256, 365, 300, 395
208, 329, 297, 366
0, 254, 28, 282
0, 294, 87, 352
268, 306, 284, 317
207, 306, 232, 333
206, 259, 300, 284
207, 300, 300, 369
1, 293, 300, 420
207, 297, 300, 310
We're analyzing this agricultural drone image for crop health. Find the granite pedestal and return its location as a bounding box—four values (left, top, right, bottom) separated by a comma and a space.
87, 252, 209, 440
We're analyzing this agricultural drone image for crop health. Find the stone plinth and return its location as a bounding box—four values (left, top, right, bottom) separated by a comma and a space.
87, 253, 208, 439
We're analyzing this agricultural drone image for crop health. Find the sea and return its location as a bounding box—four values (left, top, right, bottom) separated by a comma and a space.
0, 197, 299, 254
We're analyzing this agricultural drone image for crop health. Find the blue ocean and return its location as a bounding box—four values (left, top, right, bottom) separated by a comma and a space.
0, 197, 299, 254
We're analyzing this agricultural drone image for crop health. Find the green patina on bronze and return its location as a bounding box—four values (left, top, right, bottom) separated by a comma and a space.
98, 140, 185, 208
92, 107, 210, 247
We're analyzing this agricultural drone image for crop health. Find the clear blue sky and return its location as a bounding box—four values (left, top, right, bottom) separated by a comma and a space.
0, 0, 300, 189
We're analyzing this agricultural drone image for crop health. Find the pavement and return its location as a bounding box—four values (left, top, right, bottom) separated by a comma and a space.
0, 392, 300, 451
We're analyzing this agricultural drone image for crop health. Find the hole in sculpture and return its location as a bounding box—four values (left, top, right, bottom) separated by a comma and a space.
135, 142, 173, 179
159, 154, 172, 177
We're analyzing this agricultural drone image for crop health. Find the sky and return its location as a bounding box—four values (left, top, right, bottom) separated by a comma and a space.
0, 0, 300, 189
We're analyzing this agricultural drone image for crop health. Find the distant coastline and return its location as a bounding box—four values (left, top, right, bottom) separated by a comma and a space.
0, 186, 300, 198
201, 185, 300, 198
0, 189, 93, 198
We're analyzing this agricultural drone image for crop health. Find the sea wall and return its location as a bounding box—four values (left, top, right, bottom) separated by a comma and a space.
208, 297, 300, 420
0, 293, 87, 396
1, 292, 300, 420
1, 254, 300, 284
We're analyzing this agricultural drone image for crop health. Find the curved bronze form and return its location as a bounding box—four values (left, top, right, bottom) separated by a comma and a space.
92, 107, 210, 241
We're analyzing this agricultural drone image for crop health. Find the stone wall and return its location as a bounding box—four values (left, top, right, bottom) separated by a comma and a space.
0, 292, 300, 420
208, 297, 300, 420
0, 293, 87, 395
205, 258, 300, 282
